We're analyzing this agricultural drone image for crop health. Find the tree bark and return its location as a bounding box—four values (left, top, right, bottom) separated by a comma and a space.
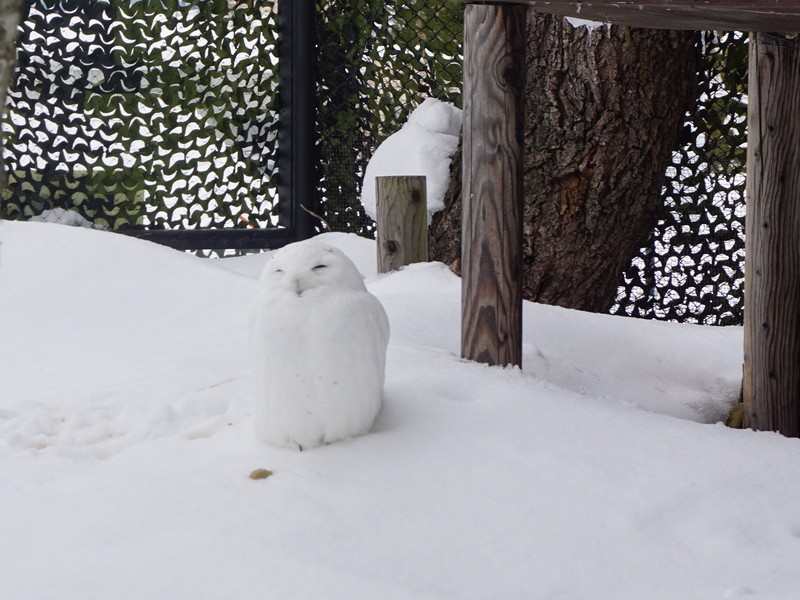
0, 0, 21, 117
0, 0, 24, 197
430, 12, 698, 313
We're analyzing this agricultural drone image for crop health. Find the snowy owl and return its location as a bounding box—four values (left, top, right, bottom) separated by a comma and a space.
249, 239, 390, 450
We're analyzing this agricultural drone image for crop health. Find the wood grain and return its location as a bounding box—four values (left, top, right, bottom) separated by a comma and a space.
454, 0, 800, 32
743, 32, 800, 437
461, 4, 526, 367
375, 176, 428, 273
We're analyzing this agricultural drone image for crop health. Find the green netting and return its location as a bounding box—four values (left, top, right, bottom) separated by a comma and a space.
2, 0, 279, 230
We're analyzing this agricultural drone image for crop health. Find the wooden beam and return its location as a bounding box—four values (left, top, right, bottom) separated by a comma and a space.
744, 32, 800, 437
454, 0, 800, 32
375, 175, 428, 273
461, 3, 526, 367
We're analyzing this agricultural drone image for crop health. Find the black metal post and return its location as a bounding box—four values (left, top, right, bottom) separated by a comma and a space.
278, 0, 318, 243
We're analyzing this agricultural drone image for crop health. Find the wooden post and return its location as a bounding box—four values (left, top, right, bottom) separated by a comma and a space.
743, 32, 800, 437
376, 175, 428, 273
461, 4, 526, 367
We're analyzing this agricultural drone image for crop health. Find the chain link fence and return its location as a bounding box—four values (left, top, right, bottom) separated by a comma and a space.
1, 2, 748, 324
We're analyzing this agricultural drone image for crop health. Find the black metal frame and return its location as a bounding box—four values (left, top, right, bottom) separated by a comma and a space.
121, 0, 319, 251
117, 227, 292, 251
277, 0, 319, 243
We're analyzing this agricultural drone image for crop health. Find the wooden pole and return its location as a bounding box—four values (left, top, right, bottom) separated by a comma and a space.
375, 175, 428, 273
743, 32, 800, 437
461, 4, 526, 367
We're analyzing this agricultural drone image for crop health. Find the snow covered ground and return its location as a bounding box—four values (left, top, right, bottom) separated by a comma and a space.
2, 219, 800, 600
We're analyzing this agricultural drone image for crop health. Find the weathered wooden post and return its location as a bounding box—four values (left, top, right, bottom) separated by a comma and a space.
461, 3, 526, 367
376, 175, 428, 273
743, 32, 800, 437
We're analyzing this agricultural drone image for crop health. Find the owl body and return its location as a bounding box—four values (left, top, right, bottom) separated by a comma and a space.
250, 240, 389, 449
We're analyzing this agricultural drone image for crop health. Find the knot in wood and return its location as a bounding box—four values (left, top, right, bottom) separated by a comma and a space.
385, 239, 399, 254
502, 65, 522, 87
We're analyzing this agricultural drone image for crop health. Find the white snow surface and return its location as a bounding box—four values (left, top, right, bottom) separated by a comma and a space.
2, 219, 800, 600
361, 97, 461, 224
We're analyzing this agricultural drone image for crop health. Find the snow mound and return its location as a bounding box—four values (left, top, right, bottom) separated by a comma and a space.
0, 220, 253, 456
361, 97, 461, 224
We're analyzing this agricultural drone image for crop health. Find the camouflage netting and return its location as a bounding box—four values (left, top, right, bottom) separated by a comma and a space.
611, 31, 748, 325
315, 16, 749, 325
1, 2, 748, 325
2, 0, 278, 230
1, 0, 463, 235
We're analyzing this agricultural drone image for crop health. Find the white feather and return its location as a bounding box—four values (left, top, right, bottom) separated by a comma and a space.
249, 239, 390, 449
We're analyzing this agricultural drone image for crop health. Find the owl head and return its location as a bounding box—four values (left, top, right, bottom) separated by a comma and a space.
260, 239, 367, 297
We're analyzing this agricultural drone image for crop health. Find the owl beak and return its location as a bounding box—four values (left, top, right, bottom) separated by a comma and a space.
294, 278, 304, 296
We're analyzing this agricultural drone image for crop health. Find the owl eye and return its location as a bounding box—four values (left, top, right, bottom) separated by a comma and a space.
274, 268, 283, 274
312, 264, 328, 271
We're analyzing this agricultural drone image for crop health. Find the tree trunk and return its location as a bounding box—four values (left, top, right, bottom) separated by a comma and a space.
430, 12, 698, 313
0, 0, 24, 196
